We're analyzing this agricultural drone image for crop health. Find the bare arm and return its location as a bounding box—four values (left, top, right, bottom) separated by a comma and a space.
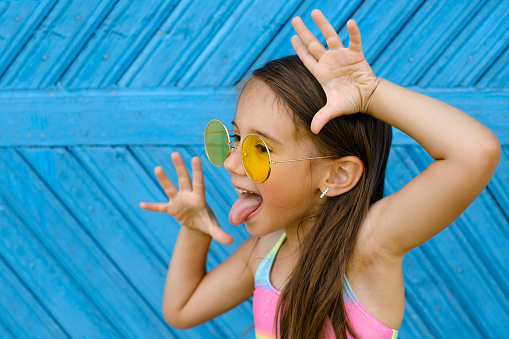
366, 80, 500, 255
291, 10, 501, 257
163, 226, 256, 328
140, 153, 255, 328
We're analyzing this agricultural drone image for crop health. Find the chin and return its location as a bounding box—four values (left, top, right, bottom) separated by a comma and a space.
244, 221, 273, 237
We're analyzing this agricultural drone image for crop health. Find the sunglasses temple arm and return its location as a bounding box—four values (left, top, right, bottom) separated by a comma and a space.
271, 155, 335, 165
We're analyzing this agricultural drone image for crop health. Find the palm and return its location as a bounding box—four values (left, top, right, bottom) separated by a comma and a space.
139, 152, 233, 245
163, 189, 205, 229
291, 10, 379, 133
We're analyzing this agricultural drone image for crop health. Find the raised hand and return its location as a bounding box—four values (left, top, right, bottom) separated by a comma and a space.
291, 9, 380, 133
139, 152, 233, 245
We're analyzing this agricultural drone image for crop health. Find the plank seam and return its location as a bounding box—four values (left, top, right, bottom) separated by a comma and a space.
63, 146, 176, 334
369, 0, 427, 68
51, 0, 120, 89
0, 0, 58, 83
406, 147, 508, 336
0, 183, 108, 338
68, 146, 167, 267
0, 252, 69, 338
14, 148, 152, 337
235, 0, 306, 84
415, 0, 488, 87
476, 39, 509, 89
98, 0, 180, 88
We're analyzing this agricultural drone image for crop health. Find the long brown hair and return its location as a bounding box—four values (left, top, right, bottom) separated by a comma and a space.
243, 55, 392, 338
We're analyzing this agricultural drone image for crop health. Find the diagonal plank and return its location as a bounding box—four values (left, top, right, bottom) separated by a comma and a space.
0, 239, 68, 338
401, 249, 480, 338
62, 0, 180, 89
244, 0, 365, 75
479, 45, 509, 88
0, 0, 117, 89
0, 148, 174, 338
0, 0, 57, 80
386, 147, 509, 337
419, 0, 509, 87
0, 190, 120, 338
73, 146, 176, 264
179, 0, 302, 87
120, 0, 242, 88
20, 147, 174, 313
373, 0, 487, 86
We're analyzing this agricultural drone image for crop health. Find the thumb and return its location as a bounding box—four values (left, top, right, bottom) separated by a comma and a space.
209, 225, 234, 245
311, 105, 340, 134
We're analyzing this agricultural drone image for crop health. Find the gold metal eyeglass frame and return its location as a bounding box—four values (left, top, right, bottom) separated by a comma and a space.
204, 119, 335, 183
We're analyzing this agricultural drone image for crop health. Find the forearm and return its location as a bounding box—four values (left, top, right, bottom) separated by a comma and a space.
163, 224, 212, 326
367, 79, 499, 164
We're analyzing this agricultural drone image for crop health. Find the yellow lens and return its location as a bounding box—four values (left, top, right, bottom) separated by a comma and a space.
242, 135, 271, 183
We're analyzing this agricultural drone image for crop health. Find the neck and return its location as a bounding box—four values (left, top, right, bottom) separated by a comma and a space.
282, 215, 316, 252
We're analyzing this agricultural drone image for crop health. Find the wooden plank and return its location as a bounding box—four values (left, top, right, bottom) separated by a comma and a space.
0, 0, 116, 89
0, 148, 174, 338
0, 88, 506, 146
479, 46, 509, 88
0, 316, 15, 339
119, 0, 242, 88
180, 0, 302, 87
390, 88, 509, 146
402, 249, 481, 337
0, 190, 119, 337
246, 0, 425, 74
244, 0, 365, 76
419, 1, 509, 87
0, 0, 57, 79
373, 0, 487, 86
0, 88, 235, 146
399, 294, 435, 338
0, 254, 68, 338
20, 148, 174, 317
72, 146, 175, 264
62, 0, 180, 88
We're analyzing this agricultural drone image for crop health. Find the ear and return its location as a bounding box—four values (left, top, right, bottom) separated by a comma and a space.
320, 156, 364, 198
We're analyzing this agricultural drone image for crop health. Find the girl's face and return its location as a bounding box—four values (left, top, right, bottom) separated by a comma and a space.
224, 81, 327, 237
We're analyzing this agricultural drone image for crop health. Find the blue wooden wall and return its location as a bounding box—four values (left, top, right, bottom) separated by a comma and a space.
0, 0, 508, 338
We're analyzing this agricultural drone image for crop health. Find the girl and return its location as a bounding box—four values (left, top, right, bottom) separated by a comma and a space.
140, 10, 500, 339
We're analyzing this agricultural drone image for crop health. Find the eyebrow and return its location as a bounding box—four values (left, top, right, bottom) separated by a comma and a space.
231, 120, 282, 146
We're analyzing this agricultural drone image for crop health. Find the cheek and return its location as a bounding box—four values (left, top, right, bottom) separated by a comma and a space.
261, 163, 315, 208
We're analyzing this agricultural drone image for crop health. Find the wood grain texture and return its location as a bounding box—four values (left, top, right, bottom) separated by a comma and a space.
0, 87, 506, 146
0, 0, 508, 338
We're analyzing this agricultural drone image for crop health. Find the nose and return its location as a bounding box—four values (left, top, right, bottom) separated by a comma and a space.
224, 146, 245, 177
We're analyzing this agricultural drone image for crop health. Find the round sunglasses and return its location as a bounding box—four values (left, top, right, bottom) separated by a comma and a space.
204, 119, 334, 183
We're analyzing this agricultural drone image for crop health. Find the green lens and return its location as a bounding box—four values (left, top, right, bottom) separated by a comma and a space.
205, 120, 230, 166
242, 134, 271, 183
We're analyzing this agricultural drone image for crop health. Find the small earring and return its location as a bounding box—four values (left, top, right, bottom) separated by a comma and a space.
320, 188, 330, 199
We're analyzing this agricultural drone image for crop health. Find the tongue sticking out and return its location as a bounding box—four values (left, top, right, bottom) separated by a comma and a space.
229, 193, 263, 226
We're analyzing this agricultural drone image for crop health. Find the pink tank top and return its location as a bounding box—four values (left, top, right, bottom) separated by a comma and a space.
253, 233, 398, 339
